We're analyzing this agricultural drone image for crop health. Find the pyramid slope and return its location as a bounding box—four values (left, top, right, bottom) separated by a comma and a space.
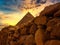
16, 12, 34, 26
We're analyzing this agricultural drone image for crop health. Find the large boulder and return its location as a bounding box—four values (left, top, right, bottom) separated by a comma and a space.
45, 40, 60, 45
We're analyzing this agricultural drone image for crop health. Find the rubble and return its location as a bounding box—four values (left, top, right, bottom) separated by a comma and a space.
0, 3, 60, 45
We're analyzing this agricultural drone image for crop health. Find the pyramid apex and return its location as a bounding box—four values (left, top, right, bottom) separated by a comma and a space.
16, 12, 34, 26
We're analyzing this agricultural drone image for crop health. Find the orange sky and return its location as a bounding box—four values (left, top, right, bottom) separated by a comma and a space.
0, 2, 54, 26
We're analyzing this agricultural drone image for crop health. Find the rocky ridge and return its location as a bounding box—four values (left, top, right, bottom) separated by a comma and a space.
0, 3, 60, 45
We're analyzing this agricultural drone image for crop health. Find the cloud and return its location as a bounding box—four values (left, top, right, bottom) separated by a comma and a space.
0, 10, 28, 26
0, 0, 21, 13
0, 0, 60, 30
0, 0, 60, 12
46, 0, 60, 3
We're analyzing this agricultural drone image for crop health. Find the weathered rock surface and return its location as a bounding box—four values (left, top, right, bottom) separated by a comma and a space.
45, 40, 60, 45
0, 3, 60, 45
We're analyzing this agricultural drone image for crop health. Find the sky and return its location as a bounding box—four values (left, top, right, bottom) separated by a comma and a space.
0, 0, 60, 30
0, 0, 60, 12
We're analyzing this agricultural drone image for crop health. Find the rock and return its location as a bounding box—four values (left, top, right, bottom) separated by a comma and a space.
54, 10, 60, 17
0, 32, 1, 44
35, 29, 45, 45
47, 18, 60, 30
19, 35, 35, 45
0, 2, 60, 45
24, 35, 35, 45
45, 40, 60, 45
46, 18, 60, 39
1, 31, 8, 45
40, 3, 60, 17
20, 27, 27, 35
50, 24, 60, 39
29, 24, 37, 35
34, 16, 47, 25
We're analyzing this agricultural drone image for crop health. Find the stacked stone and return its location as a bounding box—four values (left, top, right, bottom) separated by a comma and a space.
0, 3, 60, 45
38, 2, 60, 45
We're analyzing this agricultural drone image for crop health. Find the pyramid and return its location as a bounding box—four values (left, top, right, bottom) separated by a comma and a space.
16, 12, 34, 26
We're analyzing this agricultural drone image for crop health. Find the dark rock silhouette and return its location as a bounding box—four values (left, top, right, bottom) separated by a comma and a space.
54, 10, 60, 17
45, 40, 60, 45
